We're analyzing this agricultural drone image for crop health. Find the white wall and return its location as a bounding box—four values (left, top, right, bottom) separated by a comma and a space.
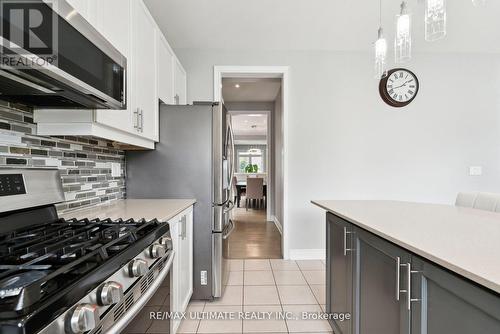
176, 48, 500, 256
274, 89, 284, 231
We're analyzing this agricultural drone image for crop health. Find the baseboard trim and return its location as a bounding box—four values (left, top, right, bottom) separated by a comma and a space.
272, 216, 283, 235
289, 249, 326, 260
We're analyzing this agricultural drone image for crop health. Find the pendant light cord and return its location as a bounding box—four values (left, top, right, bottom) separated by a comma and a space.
379, 0, 382, 27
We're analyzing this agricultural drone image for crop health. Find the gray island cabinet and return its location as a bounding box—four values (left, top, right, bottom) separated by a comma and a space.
316, 200, 500, 334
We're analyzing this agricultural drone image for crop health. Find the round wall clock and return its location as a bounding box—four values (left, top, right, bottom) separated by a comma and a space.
379, 68, 419, 108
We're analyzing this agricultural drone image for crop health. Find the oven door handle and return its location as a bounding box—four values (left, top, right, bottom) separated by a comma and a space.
105, 250, 175, 334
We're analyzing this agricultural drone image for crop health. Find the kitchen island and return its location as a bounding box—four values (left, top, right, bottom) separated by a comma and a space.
312, 200, 500, 334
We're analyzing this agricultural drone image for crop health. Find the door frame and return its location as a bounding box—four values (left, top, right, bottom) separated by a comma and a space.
227, 109, 272, 220
214, 65, 290, 259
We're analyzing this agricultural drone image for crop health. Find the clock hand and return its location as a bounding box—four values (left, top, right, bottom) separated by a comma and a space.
392, 80, 412, 89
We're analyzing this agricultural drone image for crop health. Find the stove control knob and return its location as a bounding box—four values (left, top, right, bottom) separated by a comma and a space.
149, 243, 166, 259
159, 236, 172, 248
128, 258, 148, 277
69, 304, 99, 334
97, 281, 124, 306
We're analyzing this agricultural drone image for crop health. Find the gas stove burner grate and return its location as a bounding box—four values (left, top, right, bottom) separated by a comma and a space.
0, 213, 170, 334
0, 271, 47, 298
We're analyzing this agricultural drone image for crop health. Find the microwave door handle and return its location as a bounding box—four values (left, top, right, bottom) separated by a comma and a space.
122, 67, 127, 107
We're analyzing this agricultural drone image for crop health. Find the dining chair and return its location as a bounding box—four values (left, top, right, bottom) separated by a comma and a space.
456, 192, 500, 212
245, 177, 264, 210
473, 192, 500, 212
232, 176, 238, 204
455, 192, 477, 208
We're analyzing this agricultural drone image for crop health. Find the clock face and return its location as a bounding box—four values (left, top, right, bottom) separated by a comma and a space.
379, 68, 419, 107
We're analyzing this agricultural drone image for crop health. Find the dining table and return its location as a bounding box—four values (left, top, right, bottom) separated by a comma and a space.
235, 181, 267, 208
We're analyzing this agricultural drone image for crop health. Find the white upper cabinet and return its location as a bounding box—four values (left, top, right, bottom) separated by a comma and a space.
96, 0, 130, 56
94, 0, 133, 136
131, 0, 158, 141
158, 34, 187, 105
35, 0, 186, 149
174, 59, 187, 105
66, 0, 100, 30
158, 34, 175, 105
66, 0, 90, 20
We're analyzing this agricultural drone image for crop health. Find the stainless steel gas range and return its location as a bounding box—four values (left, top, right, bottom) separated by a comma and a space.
0, 169, 174, 334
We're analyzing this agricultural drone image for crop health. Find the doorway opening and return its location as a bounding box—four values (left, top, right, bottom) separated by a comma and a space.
215, 67, 288, 259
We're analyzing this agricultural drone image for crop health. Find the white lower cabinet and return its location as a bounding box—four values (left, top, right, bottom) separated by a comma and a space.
169, 206, 194, 334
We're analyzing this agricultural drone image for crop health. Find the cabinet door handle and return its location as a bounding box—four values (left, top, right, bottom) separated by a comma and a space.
397, 260, 409, 305
140, 109, 144, 132
133, 108, 139, 129
181, 216, 186, 240
343, 227, 355, 256
407, 263, 412, 310
396, 257, 401, 301
407, 263, 421, 311
397, 261, 421, 310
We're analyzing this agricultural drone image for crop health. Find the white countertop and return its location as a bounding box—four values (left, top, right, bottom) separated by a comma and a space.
61, 199, 196, 222
312, 200, 500, 294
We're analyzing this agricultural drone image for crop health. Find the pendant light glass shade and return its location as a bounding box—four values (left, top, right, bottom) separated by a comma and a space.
374, 28, 388, 79
425, 0, 446, 41
472, 0, 485, 6
395, 1, 411, 63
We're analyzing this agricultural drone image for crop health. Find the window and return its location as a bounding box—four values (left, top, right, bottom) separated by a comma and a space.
236, 145, 266, 173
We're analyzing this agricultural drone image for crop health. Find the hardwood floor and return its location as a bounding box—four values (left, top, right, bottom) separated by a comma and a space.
227, 207, 282, 259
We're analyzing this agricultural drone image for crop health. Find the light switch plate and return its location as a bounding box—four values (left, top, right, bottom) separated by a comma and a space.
111, 163, 122, 177
469, 166, 483, 176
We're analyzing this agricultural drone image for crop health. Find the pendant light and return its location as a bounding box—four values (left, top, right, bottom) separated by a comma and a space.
374, 0, 388, 79
425, 0, 446, 41
472, 0, 485, 6
395, 1, 411, 63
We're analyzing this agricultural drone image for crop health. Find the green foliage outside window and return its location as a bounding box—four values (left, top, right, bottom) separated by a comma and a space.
245, 164, 259, 173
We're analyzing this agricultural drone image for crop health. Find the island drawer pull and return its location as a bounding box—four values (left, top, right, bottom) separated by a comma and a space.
343, 227, 355, 256
396, 257, 401, 301
396, 260, 421, 310
407, 263, 422, 310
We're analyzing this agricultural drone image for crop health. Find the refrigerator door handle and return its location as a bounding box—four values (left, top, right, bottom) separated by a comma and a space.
213, 198, 230, 207
227, 120, 236, 190
222, 219, 235, 240
224, 200, 235, 214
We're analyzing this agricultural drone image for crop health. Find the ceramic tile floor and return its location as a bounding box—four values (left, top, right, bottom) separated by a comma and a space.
177, 259, 332, 334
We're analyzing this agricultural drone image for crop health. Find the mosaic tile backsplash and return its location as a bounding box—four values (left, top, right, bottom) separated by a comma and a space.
0, 103, 126, 214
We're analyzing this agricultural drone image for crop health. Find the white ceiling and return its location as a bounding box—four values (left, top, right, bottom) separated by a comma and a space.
222, 78, 281, 102
145, 0, 500, 53
231, 114, 268, 136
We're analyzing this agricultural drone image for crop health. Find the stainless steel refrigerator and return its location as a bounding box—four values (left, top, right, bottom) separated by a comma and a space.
126, 102, 235, 300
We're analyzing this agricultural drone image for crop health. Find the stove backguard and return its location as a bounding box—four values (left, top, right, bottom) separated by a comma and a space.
0, 169, 64, 233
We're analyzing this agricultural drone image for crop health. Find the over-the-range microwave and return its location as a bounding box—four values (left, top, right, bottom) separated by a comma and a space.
0, 0, 126, 110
